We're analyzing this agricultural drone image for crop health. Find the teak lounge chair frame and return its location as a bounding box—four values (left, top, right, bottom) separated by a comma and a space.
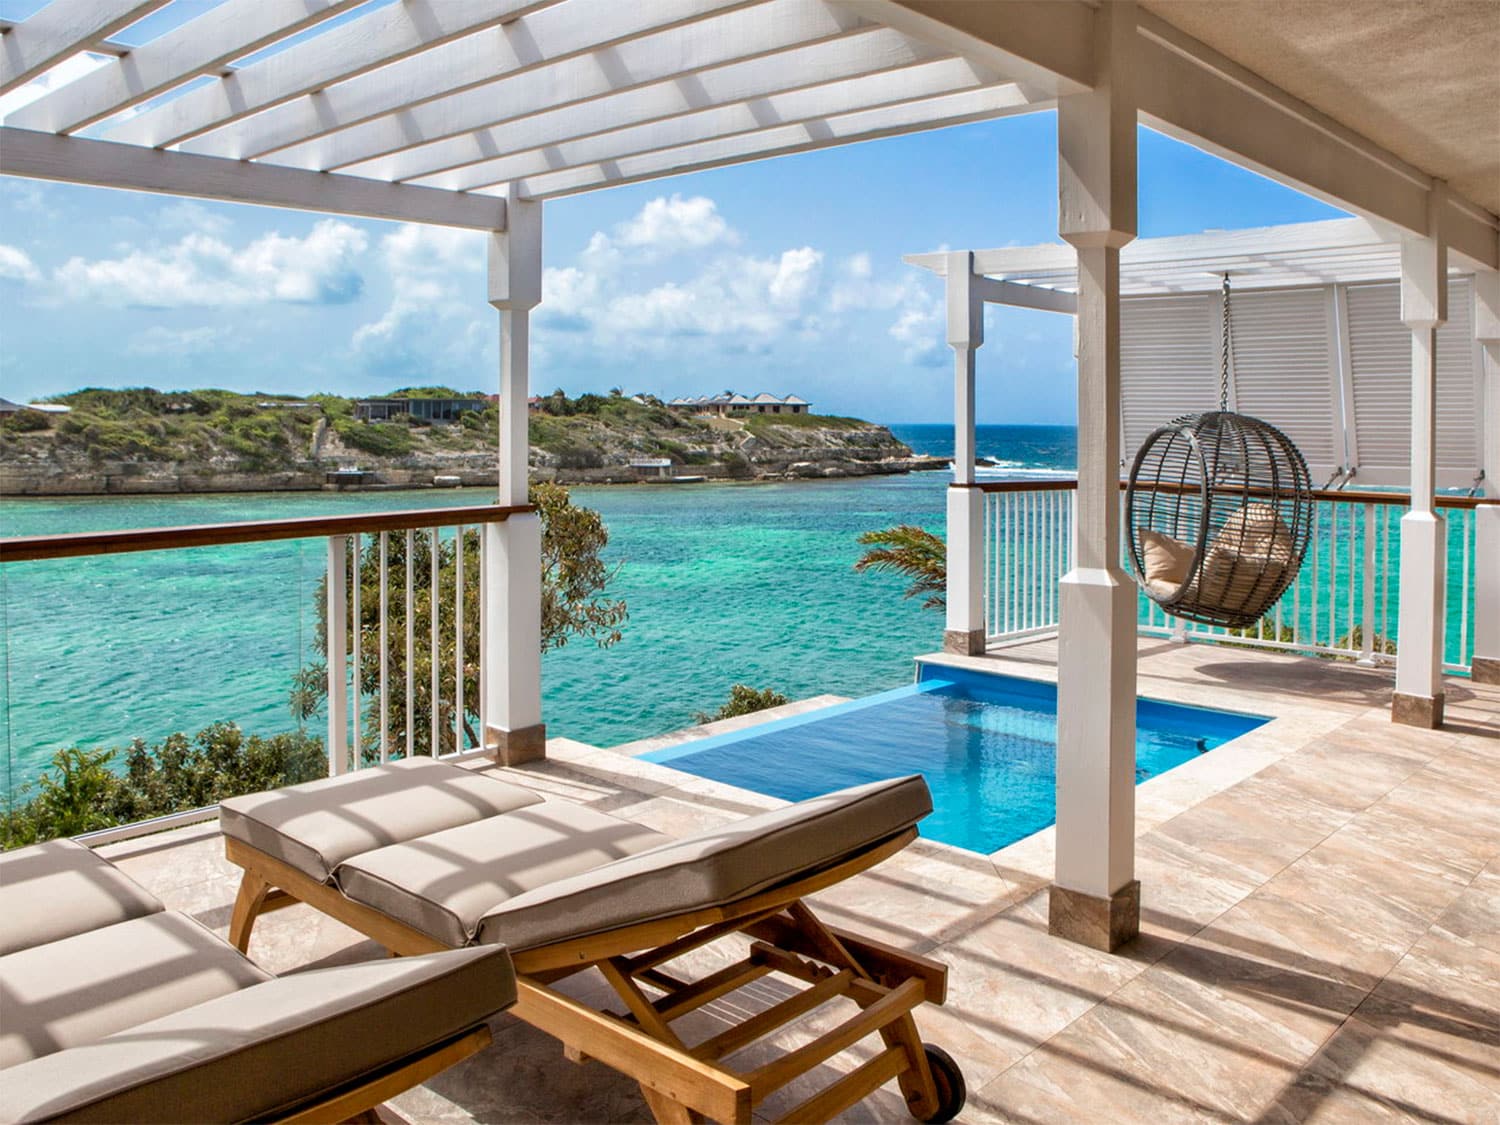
225, 828, 960, 1125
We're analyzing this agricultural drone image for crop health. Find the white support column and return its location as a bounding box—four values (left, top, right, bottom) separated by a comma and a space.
1050, 0, 1140, 952
1393, 189, 1449, 727
483, 190, 546, 764
945, 251, 987, 655
1472, 269, 1500, 684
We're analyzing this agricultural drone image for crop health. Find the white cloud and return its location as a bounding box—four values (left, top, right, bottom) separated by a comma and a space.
158, 201, 232, 236
351, 224, 488, 377
0, 244, 40, 283
127, 325, 224, 357
614, 194, 737, 257
888, 294, 946, 367
52, 220, 368, 307
536, 195, 822, 353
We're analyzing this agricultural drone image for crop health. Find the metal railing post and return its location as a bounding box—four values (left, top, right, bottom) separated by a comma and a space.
325, 535, 348, 775
1358, 503, 1377, 665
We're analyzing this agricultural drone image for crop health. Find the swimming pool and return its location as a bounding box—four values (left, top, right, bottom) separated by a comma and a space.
644, 665, 1269, 854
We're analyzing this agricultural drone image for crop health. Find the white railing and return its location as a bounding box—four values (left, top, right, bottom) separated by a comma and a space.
982, 482, 1074, 641
980, 480, 1491, 673
325, 516, 504, 773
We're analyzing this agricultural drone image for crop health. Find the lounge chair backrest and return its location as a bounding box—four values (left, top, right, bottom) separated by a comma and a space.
476, 774, 933, 949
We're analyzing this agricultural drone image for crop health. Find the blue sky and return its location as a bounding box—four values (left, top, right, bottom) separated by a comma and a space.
0, 56, 1346, 423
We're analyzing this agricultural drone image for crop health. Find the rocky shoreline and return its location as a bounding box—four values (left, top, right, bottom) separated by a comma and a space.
1, 429, 946, 496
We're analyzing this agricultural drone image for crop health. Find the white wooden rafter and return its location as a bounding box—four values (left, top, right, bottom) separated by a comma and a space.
0, 0, 167, 94
102, 0, 561, 150
177, 0, 763, 162
504, 84, 1033, 200
7, 0, 364, 135
392, 31, 964, 190
291, 0, 881, 180
0, 126, 506, 231
411, 57, 1007, 194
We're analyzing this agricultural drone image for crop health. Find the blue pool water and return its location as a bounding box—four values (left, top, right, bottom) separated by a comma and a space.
645, 666, 1268, 854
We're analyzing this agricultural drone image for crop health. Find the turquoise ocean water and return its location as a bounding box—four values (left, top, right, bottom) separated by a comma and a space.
0, 425, 1073, 797
2, 420, 1476, 801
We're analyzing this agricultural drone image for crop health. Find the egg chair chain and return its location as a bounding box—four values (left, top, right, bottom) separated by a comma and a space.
1219, 272, 1232, 412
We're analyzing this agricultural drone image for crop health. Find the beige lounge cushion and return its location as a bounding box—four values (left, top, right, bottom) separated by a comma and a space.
220, 757, 543, 882
338, 803, 670, 947
1140, 529, 1196, 599
0, 839, 163, 956
476, 775, 932, 951
1196, 503, 1295, 608
0, 911, 269, 1069
0, 944, 515, 1124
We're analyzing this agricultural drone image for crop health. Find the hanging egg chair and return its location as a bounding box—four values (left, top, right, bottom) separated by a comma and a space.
1125, 275, 1314, 630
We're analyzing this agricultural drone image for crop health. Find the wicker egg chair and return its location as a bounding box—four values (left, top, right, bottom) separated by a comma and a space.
1124, 276, 1314, 629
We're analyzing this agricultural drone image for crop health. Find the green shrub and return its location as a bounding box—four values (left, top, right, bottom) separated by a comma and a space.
3, 725, 326, 850
694, 685, 789, 725
333, 418, 413, 457
1, 408, 51, 433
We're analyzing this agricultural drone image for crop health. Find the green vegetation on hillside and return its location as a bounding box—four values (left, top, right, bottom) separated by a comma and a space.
1, 387, 319, 467
1, 385, 903, 479
743, 411, 867, 432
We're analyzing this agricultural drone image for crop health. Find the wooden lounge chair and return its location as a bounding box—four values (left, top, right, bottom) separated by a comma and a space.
220, 759, 965, 1124
0, 837, 516, 1123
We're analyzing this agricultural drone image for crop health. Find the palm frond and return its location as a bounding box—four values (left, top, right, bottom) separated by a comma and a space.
854, 524, 946, 609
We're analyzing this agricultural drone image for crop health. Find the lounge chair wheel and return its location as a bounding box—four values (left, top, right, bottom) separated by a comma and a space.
919, 1044, 966, 1123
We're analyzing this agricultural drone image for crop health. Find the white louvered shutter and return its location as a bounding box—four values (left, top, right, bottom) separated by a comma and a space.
1119, 294, 1217, 464
1436, 277, 1480, 486
1227, 287, 1341, 483
1346, 278, 1483, 488
1346, 281, 1410, 486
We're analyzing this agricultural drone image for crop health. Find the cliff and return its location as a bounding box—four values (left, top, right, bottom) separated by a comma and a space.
0, 388, 921, 496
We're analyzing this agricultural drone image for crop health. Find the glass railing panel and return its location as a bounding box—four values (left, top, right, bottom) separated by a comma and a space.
3, 536, 322, 848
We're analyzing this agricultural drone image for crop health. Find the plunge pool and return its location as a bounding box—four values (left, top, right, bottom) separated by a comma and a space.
643, 665, 1269, 854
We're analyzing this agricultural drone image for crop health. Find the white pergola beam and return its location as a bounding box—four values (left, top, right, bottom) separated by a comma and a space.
298, 0, 880, 182
0, 127, 506, 230
178, 0, 759, 162
971, 276, 1077, 314
0, 0, 167, 94
404, 39, 975, 192
103, 0, 558, 150
7, 0, 364, 135
508, 84, 1037, 199
838, 0, 1094, 97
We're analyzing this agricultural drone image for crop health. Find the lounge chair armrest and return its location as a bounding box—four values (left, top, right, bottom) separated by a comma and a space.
0, 945, 515, 1124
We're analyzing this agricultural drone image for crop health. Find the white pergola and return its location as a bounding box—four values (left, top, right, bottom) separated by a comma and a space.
1, 0, 1497, 954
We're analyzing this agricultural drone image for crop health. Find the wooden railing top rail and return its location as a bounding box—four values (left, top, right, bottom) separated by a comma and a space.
0, 503, 534, 563
958, 478, 1497, 509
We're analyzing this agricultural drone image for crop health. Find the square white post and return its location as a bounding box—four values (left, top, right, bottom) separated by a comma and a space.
946, 251, 987, 655
1393, 189, 1448, 727
1472, 269, 1500, 684
1050, 0, 1140, 952
483, 190, 546, 764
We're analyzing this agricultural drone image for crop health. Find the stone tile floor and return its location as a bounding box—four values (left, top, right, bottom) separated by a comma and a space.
99, 641, 1500, 1123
